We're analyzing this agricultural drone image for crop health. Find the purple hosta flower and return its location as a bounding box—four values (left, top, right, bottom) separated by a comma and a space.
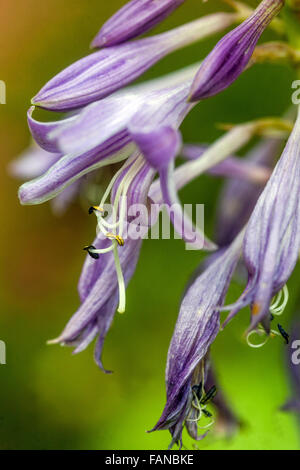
21, 56, 262, 212
282, 321, 300, 414
32, 13, 236, 111
223, 106, 300, 333
48, 153, 154, 371
9, 143, 82, 215
91, 0, 186, 48
20, 65, 196, 206
151, 231, 244, 447
46, 126, 263, 368
189, 0, 284, 101
211, 138, 281, 247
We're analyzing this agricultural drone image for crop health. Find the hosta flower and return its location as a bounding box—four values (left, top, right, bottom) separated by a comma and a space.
32, 13, 236, 111
189, 0, 284, 101
223, 106, 300, 332
151, 232, 244, 447
91, 0, 186, 48
14, 0, 300, 450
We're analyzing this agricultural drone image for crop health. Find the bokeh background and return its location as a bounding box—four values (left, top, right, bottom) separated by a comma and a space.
0, 0, 300, 450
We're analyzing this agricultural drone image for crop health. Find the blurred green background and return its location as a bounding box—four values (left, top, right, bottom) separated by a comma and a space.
0, 0, 299, 450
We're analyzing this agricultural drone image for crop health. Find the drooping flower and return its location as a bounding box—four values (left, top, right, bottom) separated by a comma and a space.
151, 231, 244, 447
48, 153, 153, 370
223, 105, 300, 332
91, 0, 186, 48
19, 63, 203, 207
189, 0, 284, 101
32, 13, 236, 111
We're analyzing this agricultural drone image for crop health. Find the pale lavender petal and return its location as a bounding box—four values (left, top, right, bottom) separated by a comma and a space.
56, 79, 193, 158
130, 125, 182, 170
189, 0, 284, 101
9, 144, 61, 180
54, 237, 142, 343
18, 134, 133, 205
27, 106, 76, 153
92, 0, 185, 48
130, 125, 215, 250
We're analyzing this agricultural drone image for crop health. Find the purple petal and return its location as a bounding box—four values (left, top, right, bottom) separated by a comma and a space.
130, 125, 182, 170
27, 106, 76, 153
9, 144, 61, 180
18, 133, 133, 205
91, 0, 185, 48
151, 232, 243, 442
189, 0, 284, 101
54, 237, 142, 344
130, 125, 215, 250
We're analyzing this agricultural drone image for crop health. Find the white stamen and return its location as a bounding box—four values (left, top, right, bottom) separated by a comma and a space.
113, 241, 126, 314
270, 285, 289, 316
90, 154, 145, 315
90, 246, 115, 255
246, 328, 280, 348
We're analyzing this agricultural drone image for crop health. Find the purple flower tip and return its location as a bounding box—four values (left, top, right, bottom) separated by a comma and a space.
91, 0, 185, 49
189, 0, 284, 102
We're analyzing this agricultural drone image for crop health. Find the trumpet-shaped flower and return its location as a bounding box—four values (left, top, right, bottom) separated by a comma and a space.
32, 13, 236, 111
189, 0, 284, 101
224, 106, 300, 331
151, 231, 244, 447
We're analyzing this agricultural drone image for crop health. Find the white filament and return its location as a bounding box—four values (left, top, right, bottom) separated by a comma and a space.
113, 242, 126, 314
246, 328, 280, 348
270, 285, 289, 316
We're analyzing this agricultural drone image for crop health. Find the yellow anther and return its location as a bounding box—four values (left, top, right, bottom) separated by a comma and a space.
106, 233, 125, 246
93, 206, 104, 212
